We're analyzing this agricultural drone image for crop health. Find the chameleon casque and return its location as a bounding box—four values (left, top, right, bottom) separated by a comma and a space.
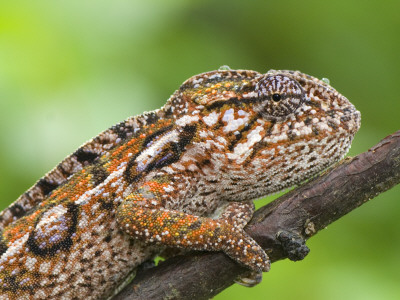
0, 68, 360, 299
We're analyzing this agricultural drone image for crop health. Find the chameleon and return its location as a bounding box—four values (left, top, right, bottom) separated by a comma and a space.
0, 67, 360, 299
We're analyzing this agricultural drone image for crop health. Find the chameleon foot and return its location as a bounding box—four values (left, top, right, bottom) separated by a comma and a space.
223, 231, 270, 272
277, 231, 310, 261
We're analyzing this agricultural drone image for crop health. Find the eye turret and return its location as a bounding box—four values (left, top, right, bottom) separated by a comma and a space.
255, 75, 305, 120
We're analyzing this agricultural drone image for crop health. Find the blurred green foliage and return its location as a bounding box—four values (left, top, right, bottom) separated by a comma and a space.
0, 1, 399, 299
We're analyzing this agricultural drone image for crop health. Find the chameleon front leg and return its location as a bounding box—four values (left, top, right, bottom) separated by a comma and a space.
218, 201, 255, 230
219, 201, 265, 287
116, 181, 270, 272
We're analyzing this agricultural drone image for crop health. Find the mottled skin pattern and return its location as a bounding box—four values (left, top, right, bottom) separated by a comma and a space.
0, 68, 360, 299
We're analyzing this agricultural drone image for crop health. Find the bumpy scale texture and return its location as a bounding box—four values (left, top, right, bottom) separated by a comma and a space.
0, 68, 360, 299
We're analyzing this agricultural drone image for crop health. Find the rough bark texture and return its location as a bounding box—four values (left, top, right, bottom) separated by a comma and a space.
114, 130, 400, 300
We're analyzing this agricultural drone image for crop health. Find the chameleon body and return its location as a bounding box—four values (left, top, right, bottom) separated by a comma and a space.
0, 68, 360, 299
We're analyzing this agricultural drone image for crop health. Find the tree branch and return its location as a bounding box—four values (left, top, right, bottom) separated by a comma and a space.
114, 130, 400, 300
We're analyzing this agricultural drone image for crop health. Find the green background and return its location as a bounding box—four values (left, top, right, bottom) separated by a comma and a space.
0, 1, 399, 299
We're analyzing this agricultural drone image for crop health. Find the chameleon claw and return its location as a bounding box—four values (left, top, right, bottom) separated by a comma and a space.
234, 270, 263, 287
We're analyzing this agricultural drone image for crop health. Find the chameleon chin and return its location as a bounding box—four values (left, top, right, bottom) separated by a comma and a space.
0, 67, 360, 299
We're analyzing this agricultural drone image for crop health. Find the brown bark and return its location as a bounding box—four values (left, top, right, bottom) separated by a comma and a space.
114, 130, 400, 300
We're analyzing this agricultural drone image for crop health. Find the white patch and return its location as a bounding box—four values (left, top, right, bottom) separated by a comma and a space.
297, 126, 312, 136
222, 108, 234, 122
172, 163, 186, 171
39, 261, 51, 274
163, 166, 175, 174
321, 101, 329, 111
222, 108, 249, 133
192, 77, 204, 84
25, 256, 37, 272
242, 91, 258, 98
209, 73, 221, 80
176, 115, 199, 126
216, 136, 227, 145
261, 147, 275, 156
265, 131, 288, 144
36, 204, 68, 230
163, 185, 174, 193
188, 164, 198, 172
34, 290, 47, 299
58, 273, 68, 283
317, 122, 332, 132
203, 111, 220, 127
91, 202, 100, 214
227, 126, 263, 161
52, 261, 64, 275
199, 130, 208, 138
204, 139, 225, 151
294, 121, 304, 129
76, 213, 88, 229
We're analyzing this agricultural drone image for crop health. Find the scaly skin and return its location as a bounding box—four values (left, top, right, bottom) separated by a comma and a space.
0, 68, 360, 299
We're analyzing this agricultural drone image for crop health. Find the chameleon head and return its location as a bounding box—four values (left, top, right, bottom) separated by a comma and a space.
251, 69, 361, 193
174, 69, 361, 198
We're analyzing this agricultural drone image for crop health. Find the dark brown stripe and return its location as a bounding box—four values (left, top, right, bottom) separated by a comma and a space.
304, 117, 312, 125
74, 148, 100, 165
37, 178, 59, 196
91, 164, 110, 186
0, 233, 8, 255
57, 164, 73, 177
99, 199, 113, 211
8, 203, 26, 219
142, 125, 173, 148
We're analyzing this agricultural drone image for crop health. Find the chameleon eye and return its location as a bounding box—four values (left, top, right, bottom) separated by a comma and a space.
272, 93, 282, 102
255, 75, 305, 119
